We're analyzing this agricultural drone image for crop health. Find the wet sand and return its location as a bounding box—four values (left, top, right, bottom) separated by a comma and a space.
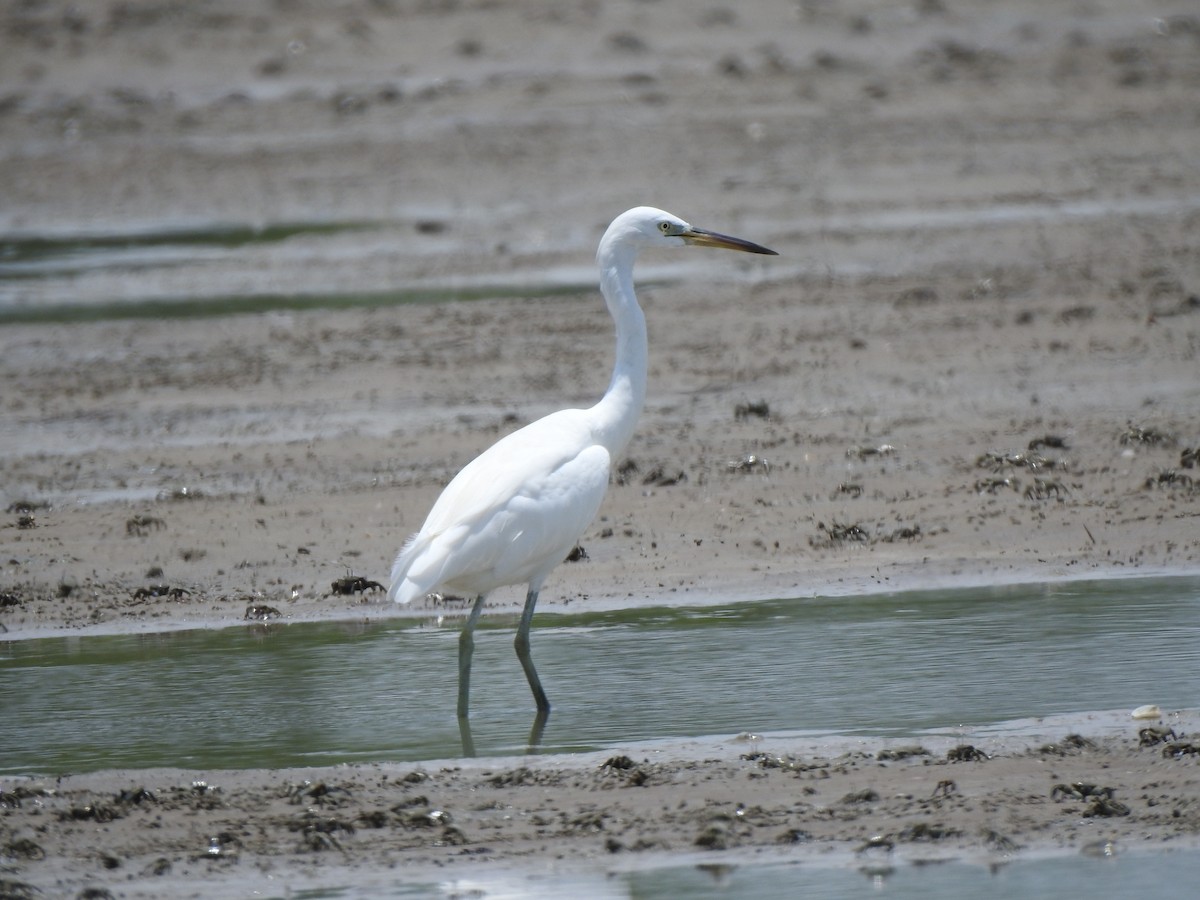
2, 0, 1200, 895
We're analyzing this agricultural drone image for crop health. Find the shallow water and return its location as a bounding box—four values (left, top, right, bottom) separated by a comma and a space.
6, 191, 1200, 323
142, 845, 1200, 898
0, 217, 595, 322
2, 575, 1197, 774
432, 849, 1200, 900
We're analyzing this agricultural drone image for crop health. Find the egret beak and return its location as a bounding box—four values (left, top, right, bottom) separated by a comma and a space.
683, 226, 778, 256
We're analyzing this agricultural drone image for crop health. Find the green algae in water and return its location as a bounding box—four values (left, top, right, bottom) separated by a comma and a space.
0, 221, 378, 266
0, 218, 593, 323
0, 283, 594, 324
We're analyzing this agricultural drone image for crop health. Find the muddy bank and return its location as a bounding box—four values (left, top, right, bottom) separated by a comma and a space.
2, 0, 1199, 639
3, 711, 1199, 898
2, 268, 1198, 641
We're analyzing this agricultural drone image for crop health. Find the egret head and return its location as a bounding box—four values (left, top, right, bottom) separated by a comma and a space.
610, 206, 777, 256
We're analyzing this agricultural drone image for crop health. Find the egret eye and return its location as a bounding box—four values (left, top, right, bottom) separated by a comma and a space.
659, 221, 672, 234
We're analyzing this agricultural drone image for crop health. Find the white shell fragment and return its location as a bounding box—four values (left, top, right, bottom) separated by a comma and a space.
1131, 704, 1161, 720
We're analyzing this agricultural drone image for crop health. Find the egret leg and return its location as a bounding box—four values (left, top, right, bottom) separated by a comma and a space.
526, 709, 549, 753
458, 715, 477, 758
457, 594, 487, 720
514, 588, 551, 713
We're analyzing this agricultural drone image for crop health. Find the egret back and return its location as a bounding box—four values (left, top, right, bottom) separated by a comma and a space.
388, 409, 612, 604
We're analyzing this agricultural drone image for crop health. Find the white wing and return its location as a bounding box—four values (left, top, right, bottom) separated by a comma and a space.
389, 408, 612, 603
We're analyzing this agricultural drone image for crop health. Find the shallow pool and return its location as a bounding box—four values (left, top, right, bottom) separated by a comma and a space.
2, 575, 1196, 773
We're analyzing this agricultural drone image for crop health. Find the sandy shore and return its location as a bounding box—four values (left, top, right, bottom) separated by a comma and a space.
2, 0, 1199, 894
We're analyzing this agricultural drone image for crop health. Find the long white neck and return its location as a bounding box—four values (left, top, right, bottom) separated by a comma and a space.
589, 238, 648, 458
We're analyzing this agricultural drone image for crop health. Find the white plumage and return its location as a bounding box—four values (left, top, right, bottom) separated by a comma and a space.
388, 206, 776, 719
389, 411, 610, 604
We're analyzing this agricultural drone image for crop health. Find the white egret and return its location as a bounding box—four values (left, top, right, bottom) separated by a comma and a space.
388, 206, 776, 718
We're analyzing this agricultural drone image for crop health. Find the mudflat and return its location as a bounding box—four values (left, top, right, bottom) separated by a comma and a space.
1, 0, 1198, 896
